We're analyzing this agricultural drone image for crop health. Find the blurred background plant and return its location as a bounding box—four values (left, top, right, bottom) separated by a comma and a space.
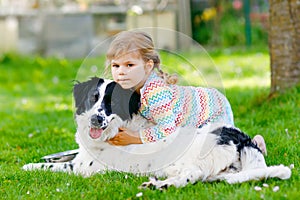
191, 0, 269, 47
0, 0, 270, 57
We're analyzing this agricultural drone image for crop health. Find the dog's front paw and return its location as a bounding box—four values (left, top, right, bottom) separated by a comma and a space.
22, 163, 35, 171
139, 177, 171, 190
22, 163, 48, 171
139, 177, 158, 189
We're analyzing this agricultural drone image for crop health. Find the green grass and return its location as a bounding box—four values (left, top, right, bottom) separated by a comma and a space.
0, 50, 299, 199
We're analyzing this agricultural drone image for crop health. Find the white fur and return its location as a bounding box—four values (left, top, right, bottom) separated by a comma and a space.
23, 112, 291, 189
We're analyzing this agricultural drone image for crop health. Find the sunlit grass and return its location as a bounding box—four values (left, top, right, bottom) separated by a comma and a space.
0, 51, 299, 199
213, 51, 270, 88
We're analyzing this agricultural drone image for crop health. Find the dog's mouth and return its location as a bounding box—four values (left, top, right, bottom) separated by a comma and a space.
89, 114, 118, 140
89, 127, 105, 139
89, 113, 109, 139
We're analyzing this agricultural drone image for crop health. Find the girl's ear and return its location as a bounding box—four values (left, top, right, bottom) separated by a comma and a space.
145, 60, 154, 74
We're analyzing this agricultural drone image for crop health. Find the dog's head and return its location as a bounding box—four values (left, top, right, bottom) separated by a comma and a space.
73, 77, 140, 140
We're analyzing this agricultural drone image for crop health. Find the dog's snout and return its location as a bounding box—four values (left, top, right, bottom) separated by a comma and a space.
91, 115, 98, 126
91, 114, 104, 126
97, 115, 104, 123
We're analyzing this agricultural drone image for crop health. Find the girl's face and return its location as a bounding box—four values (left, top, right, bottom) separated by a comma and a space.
111, 52, 153, 91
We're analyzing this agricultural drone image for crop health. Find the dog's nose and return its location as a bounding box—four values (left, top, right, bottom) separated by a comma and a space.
91, 114, 103, 126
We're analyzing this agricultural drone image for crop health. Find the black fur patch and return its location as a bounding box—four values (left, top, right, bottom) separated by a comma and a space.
69, 163, 74, 171
73, 77, 140, 120
229, 164, 238, 171
102, 82, 140, 120
73, 77, 103, 115
213, 127, 261, 154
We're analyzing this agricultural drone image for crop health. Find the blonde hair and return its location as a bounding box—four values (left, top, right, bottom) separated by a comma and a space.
105, 31, 178, 84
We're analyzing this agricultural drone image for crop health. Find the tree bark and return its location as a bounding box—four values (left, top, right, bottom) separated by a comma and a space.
269, 0, 300, 95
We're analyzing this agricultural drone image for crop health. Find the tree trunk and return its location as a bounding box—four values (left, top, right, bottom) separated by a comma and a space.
269, 0, 300, 95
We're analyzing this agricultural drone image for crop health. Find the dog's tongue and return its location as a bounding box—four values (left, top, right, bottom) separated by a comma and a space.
89, 128, 103, 139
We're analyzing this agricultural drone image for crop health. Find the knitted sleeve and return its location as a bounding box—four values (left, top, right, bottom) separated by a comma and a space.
139, 85, 177, 143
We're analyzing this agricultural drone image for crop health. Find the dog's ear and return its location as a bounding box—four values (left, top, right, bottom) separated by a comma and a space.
73, 77, 103, 115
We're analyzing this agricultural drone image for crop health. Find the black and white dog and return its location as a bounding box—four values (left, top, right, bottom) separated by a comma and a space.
23, 77, 291, 189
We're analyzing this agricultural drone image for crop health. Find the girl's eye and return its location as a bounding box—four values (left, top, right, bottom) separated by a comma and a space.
112, 64, 119, 68
127, 64, 134, 67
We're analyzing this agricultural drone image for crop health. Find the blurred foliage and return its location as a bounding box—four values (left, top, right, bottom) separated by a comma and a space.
191, 0, 268, 47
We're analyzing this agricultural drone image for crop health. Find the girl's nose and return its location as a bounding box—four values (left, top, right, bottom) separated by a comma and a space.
118, 65, 126, 75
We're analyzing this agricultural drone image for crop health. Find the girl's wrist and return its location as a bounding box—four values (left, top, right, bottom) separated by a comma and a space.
134, 133, 142, 144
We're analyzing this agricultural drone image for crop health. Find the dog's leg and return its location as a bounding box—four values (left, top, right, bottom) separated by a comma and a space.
140, 166, 204, 189
219, 146, 291, 183
222, 164, 291, 184
22, 162, 74, 173
23, 160, 105, 177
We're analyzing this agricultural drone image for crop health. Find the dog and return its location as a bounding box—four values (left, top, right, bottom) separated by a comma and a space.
23, 77, 292, 189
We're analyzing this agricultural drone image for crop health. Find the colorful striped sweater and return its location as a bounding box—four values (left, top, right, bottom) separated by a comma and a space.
139, 72, 234, 143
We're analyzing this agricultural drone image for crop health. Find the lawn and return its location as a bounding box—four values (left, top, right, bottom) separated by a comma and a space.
0, 49, 299, 199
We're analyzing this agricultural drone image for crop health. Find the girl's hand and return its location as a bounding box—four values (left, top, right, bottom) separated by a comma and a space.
107, 127, 142, 146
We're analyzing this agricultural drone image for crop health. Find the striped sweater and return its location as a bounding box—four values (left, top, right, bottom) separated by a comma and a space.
139, 72, 234, 143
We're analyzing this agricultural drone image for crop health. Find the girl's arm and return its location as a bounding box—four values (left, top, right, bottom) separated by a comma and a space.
139, 85, 177, 143
107, 127, 142, 146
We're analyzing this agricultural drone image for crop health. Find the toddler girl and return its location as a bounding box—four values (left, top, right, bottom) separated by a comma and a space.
105, 30, 266, 155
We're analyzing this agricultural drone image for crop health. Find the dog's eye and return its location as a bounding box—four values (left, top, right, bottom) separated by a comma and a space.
90, 91, 99, 103
90, 97, 96, 103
